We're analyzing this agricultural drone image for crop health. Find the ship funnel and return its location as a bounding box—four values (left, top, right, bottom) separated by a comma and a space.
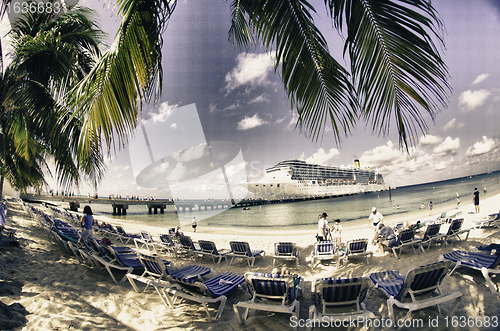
354, 159, 360, 169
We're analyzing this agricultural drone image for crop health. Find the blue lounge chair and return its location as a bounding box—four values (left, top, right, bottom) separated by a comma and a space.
370, 261, 463, 327
474, 211, 500, 229
178, 235, 203, 259
158, 234, 183, 257
307, 277, 375, 331
340, 238, 372, 265
226, 241, 265, 266
413, 223, 441, 253
157, 271, 245, 322
198, 240, 229, 264
441, 250, 500, 294
384, 228, 416, 259
128, 252, 213, 287
115, 225, 141, 244
436, 218, 470, 246
234, 272, 301, 330
311, 241, 339, 267
273, 242, 299, 267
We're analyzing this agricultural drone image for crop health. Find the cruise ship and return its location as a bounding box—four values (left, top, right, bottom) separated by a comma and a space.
242, 159, 385, 198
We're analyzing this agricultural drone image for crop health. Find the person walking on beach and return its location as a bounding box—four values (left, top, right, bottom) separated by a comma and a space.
473, 188, 480, 213
79, 205, 94, 245
317, 212, 328, 241
191, 217, 197, 232
429, 201, 433, 216
369, 207, 383, 245
456, 193, 461, 209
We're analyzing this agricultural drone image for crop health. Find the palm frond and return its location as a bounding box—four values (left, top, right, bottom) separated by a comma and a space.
229, 0, 358, 143
328, 0, 450, 148
68, 0, 177, 155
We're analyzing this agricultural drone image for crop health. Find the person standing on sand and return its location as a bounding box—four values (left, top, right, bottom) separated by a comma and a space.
191, 217, 197, 232
79, 205, 94, 245
317, 212, 328, 241
369, 207, 383, 231
473, 188, 480, 213
331, 219, 342, 248
456, 193, 461, 209
429, 201, 433, 216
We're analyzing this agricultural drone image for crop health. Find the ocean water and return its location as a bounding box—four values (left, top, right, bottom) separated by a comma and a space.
70, 171, 500, 232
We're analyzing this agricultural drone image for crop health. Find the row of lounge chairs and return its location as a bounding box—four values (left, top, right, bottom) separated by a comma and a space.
21, 201, 499, 327
382, 218, 470, 259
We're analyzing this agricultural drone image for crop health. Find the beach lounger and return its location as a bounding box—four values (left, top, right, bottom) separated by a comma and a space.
369, 261, 463, 328
476, 243, 500, 254
178, 235, 204, 260
134, 237, 159, 255
140, 230, 155, 243
474, 211, 500, 229
383, 228, 416, 259
127, 252, 213, 289
441, 250, 500, 294
311, 241, 339, 267
412, 223, 441, 253
101, 245, 145, 275
273, 242, 299, 267
437, 211, 462, 224
226, 241, 265, 266
234, 272, 301, 330
158, 234, 183, 257
115, 225, 141, 244
156, 271, 245, 322
340, 238, 372, 265
198, 240, 230, 264
307, 277, 375, 331
436, 218, 470, 246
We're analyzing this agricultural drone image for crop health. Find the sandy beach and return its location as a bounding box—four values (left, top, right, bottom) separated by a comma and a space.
1, 192, 500, 330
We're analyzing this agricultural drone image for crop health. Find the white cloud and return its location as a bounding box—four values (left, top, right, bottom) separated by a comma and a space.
224, 52, 274, 93
472, 73, 489, 85
248, 93, 269, 104
458, 89, 490, 112
434, 161, 448, 170
418, 134, 443, 147
442, 118, 465, 131
147, 101, 180, 123
433, 137, 460, 156
360, 141, 403, 167
237, 114, 268, 130
465, 136, 495, 157
304, 148, 340, 165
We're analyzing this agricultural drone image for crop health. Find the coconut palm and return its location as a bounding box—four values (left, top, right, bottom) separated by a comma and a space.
0, 3, 105, 197
67, 0, 449, 157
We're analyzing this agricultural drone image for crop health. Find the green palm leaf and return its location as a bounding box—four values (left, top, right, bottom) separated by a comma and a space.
230, 0, 358, 143
328, 0, 450, 148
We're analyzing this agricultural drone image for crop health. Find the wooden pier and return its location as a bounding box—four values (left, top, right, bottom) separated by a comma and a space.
21, 192, 348, 215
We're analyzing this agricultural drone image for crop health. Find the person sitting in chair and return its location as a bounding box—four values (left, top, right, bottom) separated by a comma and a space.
375, 224, 397, 254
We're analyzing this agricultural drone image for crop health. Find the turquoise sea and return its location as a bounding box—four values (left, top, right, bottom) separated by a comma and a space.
67, 171, 500, 233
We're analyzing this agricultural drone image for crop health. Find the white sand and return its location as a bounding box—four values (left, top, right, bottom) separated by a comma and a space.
1, 193, 499, 330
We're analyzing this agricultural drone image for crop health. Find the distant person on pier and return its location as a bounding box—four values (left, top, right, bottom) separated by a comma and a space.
317, 213, 328, 241
473, 188, 480, 213
79, 205, 94, 245
192, 217, 197, 232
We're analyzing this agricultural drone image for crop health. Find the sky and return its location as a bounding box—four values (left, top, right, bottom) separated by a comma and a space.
4, 0, 500, 199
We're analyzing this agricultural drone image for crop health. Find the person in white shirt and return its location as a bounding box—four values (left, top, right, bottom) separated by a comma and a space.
317, 212, 329, 241
369, 207, 384, 244
191, 217, 197, 232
